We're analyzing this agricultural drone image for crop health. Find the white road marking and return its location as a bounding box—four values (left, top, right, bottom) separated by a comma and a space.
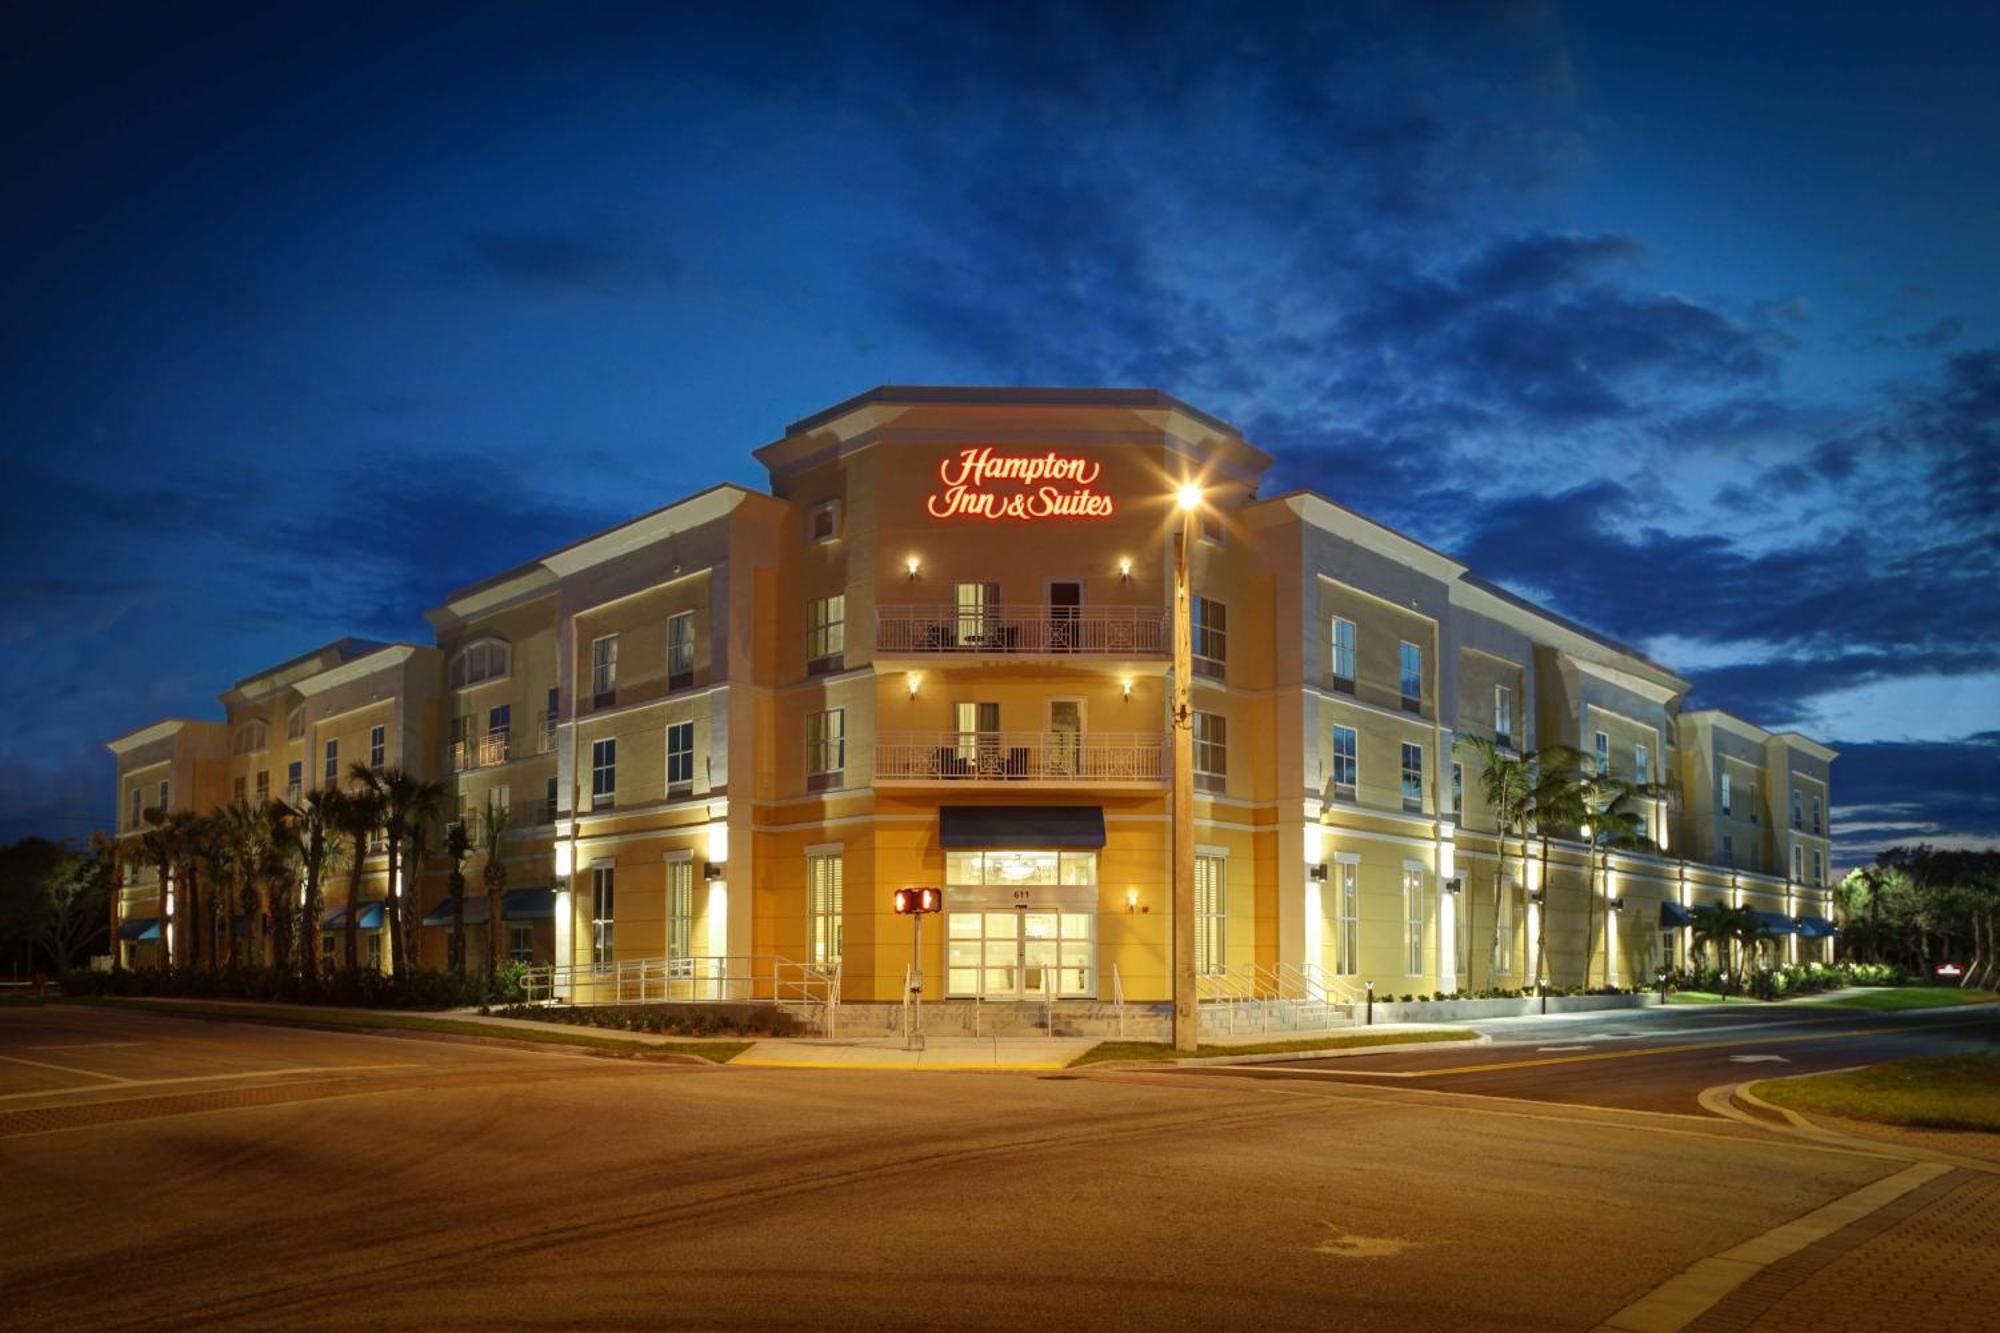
1538, 1045, 1591, 1052
25, 1042, 149, 1051
0, 1053, 133, 1082
0, 1062, 424, 1103
1729, 1054, 1789, 1064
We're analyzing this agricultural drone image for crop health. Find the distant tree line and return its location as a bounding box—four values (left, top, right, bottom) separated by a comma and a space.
1836, 845, 2000, 988
0, 833, 116, 977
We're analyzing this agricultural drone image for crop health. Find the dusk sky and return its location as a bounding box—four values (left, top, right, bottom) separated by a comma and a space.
2, 2, 1993, 865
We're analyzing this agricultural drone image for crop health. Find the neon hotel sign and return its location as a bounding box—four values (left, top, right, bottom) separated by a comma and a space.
926, 447, 1116, 520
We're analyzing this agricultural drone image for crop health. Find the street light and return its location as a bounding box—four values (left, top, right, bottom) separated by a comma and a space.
1170, 482, 1200, 1051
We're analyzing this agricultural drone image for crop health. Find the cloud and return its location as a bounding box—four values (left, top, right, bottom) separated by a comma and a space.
1825, 732, 2000, 866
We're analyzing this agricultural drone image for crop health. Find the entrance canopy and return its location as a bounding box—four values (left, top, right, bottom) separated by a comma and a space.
322, 901, 385, 930
1796, 916, 1838, 939
940, 805, 1105, 849
1748, 910, 1797, 936
420, 888, 556, 927
1659, 901, 1693, 928
118, 917, 160, 942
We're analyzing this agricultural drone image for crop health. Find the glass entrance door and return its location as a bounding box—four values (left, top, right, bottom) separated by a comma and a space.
948, 909, 1095, 999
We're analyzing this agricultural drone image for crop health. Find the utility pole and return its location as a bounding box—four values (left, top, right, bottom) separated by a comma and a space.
1172, 485, 1200, 1051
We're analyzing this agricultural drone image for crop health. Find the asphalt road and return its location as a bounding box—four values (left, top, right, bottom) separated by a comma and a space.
0, 1002, 1987, 1330
1208, 1003, 2000, 1115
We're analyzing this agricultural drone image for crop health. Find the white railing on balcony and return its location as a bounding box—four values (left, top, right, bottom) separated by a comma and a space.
874, 731, 1165, 783
479, 731, 511, 767
536, 711, 558, 754
877, 604, 1167, 655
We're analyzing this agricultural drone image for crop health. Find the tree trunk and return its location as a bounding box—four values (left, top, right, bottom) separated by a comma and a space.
302, 834, 323, 992
344, 837, 365, 974
385, 836, 404, 977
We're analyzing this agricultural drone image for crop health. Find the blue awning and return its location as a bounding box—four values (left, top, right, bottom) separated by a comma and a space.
423, 896, 490, 927
1748, 910, 1797, 936
502, 888, 556, 920
118, 917, 160, 942
1796, 916, 1838, 939
940, 805, 1106, 849
322, 901, 385, 930
1660, 901, 1693, 928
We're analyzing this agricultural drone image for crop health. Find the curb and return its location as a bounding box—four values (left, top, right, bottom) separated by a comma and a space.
1075, 1032, 1491, 1071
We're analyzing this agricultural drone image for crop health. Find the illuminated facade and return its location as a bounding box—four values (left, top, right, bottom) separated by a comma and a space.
107, 387, 1837, 1003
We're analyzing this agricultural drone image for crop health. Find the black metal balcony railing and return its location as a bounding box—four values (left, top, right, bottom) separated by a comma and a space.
876, 605, 1168, 655
874, 731, 1165, 783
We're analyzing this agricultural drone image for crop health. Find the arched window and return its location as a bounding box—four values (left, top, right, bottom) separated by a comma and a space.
232, 719, 268, 755
286, 706, 305, 741
450, 637, 512, 689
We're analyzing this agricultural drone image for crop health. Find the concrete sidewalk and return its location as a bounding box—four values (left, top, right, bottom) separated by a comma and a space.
733, 1035, 1096, 1070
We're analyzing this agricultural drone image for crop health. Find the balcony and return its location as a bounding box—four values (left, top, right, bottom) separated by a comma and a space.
875, 731, 1164, 785
536, 711, 558, 754
449, 732, 513, 773
877, 605, 1167, 657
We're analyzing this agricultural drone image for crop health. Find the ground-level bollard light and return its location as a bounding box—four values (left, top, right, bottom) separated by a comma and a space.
1365, 980, 1374, 1026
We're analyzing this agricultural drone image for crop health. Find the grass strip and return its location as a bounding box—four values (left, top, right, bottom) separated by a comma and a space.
1070, 1028, 1477, 1067
1753, 1052, 2000, 1133
1667, 991, 1758, 1005
73, 997, 749, 1064
1810, 988, 1997, 1012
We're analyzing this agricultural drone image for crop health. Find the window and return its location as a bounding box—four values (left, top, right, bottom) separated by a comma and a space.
1791, 790, 1803, 830
591, 866, 615, 968
665, 858, 693, 975
286, 706, 305, 741
1812, 795, 1823, 835
1747, 782, 1759, 823
323, 739, 338, 786
1720, 772, 1733, 816
541, 687, 559, 753
1493, 875, 1514, 975
1193, 711, 1227, 793
1635, 744, 1650, 785
1494, 685, 1513, 746
232, 720, 267, 755
508, 924, 533, 965
544, 775, 558, 825
590, 635, 618, 707
1195, 854, 1225, 975
287, 761, 302, 803
367, 935, 382, 971
807, 595, 845, 675
666, 721, 695, 797
449, 639, 511, 689
1198, 508, 1224, 546
233, 776, 246, 803
1403, 867, 1426, 975
1331, 725, 1357, 799
1335, 860, 1359, 976
807, 708, 845, 791
667, 611, 696, 690
1813, 849, 1824, 885
1721, 833, 1734, 866
1451, 762, 1464, 816
1793, 844, 1804, 882
1593, 731, 1610, 776
953, 582, 1000, 645
1399, 642, 1422, 710
808, 498, 841, 544
255, 770, 269, 803
369, 724, 386, 771
157, 779, 170, 815
591, 738, 616, 807
1400, 742, 1424, 812
128, 786, 142, 830
1331, 618, 1356, 690
1191, 597, 1227, 679
953, 700, 1000, 766
485, 706, 510, 765
807, 851, 843, 969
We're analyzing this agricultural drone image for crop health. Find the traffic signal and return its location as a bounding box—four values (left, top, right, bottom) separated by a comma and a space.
893, 886, 942, 915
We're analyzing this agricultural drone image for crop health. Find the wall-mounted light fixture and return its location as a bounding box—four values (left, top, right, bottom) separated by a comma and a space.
906, 672, 921, 699
1608, 896, 1626, 913
1118, 556, 1133, 581
1307, 863, 1329, 882
1443, 876, 1464, 895
1528, 887, 1545, 905
1125, 887, 1141, 914
905, 555, 921, 581
1121, 678, 1132, 700
703, 862, 724, 882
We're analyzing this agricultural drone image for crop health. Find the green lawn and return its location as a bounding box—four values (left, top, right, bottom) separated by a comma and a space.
75, 998, 750, 1063
1667, 991, 1758, 1005
1753, 1052, 2000, 1133
1808, 988, 1997, 1012
1069, 1028, 1478, 1067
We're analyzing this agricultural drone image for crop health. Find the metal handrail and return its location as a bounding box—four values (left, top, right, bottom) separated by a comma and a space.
877, 603, 1168, 655
520, 953, 838, 1032
1111, 963, 1125, 1039
874, 730, 1165, 783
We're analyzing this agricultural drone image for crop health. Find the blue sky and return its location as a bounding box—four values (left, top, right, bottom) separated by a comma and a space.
2, 1, 1993, 864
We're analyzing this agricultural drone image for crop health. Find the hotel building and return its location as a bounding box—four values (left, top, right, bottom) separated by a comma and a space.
107, 387, 1837, 1014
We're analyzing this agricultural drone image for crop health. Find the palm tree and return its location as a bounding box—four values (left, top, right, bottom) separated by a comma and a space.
1524, 745, 1591, 997
1581, 771, 1669, 987
221, 799, 266, 970
328, 785, 384, 974
95, 831, 122, 974
352, 766, 447, 976
137, 810, 177, 970
479, 797, 514, 982
444, 816, 472, 976
164, 810, 215, 974
286, 789, 337, 990
1455, 736, 1533, 985
253, 801, 297, 975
